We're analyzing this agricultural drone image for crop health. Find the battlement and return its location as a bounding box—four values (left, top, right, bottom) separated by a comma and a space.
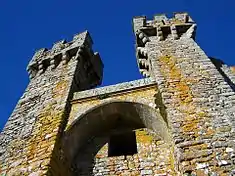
133, 12, 197, 78
133, 12, 194, 31
27, 31, 101, 80
133, 12, 196, 43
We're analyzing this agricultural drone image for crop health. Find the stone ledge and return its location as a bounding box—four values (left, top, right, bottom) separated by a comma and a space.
73, 78, 156, 101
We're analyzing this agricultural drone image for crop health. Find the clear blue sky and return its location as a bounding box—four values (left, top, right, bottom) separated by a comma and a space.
0, 0, 234, 130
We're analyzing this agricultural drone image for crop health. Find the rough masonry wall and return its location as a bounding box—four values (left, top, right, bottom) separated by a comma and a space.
67, 78, 157, 129
63, 78, 176, 175
213, 59, 235, 91
147, 35, 235, 175
73, 128, 174, 176
0, 58, 78, 175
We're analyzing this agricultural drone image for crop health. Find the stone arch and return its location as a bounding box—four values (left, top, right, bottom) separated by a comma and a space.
62, 101, 174, 175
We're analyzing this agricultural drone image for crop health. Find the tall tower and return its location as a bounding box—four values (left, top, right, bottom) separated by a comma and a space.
133, 13, 235, 175
0, 31, 103, 175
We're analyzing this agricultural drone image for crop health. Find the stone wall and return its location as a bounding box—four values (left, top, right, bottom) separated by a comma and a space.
62, 79, 174, 175
0, 54, 77, 175
67, 78, 157, 129
210, 57, 235, 91
133, 13, 235, 175
73, 128, 174, 176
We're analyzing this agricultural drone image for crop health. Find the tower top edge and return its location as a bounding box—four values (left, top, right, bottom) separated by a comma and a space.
133, 12, 194, 32
31, 30, 92, 62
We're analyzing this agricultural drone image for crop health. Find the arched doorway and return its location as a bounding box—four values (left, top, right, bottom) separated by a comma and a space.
63, 101, 175, 175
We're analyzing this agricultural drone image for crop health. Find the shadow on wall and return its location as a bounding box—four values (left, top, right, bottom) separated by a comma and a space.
72, 127, 168, 175
72, 135, 109, 175
62, 101, 171, 175
210, 57, 235, 91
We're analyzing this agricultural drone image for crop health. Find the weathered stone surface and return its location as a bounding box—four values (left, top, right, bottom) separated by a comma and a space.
0, 31, 103, 175
1, 11, 235, 176
133, 12, 235, 175
70, 128, 174, 176
73, 77, 156, 100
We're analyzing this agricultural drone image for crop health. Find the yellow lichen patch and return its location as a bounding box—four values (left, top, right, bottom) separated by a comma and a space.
135, 129, 155, 144
190, 143, 209, 150
171, 18, 184, 25
52, 79, 68, 99
169, 146, 177, 175
26, 105, 63, 168
205, 128, 215, 136
158, 55, 219, 174
196, 169, 207, 176
159, 55, 202, 139
197, 111, 206, 117
96, 144, 108, 159
26, 78, 70, 166
2, 105, 65, 174
230, 66, 235, 74
159, 56, 193, 104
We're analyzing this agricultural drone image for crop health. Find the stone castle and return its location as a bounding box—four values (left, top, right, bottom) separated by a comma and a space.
1, 12, 235, 176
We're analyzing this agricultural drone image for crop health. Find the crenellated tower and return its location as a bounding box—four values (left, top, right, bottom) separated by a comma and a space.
0, 31, 103, 175
133, 12, 196, 78
1, 12, 235, 176
133, 13, 235, 175
27, 31, 103, 89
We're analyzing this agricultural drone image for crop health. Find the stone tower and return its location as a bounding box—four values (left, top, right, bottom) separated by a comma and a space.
1, 12, 235, 175
0, 31, 103, 175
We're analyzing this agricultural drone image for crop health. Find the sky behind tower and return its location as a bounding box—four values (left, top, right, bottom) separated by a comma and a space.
0, 0, 235, 130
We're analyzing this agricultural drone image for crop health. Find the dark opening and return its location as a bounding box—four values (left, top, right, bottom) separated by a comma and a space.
108, 131, 137, 157
176, 25, 192, 38
161, 26, 171, 39
141, 27, 157, 36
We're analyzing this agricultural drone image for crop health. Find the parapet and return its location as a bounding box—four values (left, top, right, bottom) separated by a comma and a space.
133, 12, 194, 31
133, 12, 196, 42
27, 31, 101, 80
73, 77, 156, 102
133, 12, 197, 78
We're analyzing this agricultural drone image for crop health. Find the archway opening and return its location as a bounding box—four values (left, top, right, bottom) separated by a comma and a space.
63, 101, 174, 175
